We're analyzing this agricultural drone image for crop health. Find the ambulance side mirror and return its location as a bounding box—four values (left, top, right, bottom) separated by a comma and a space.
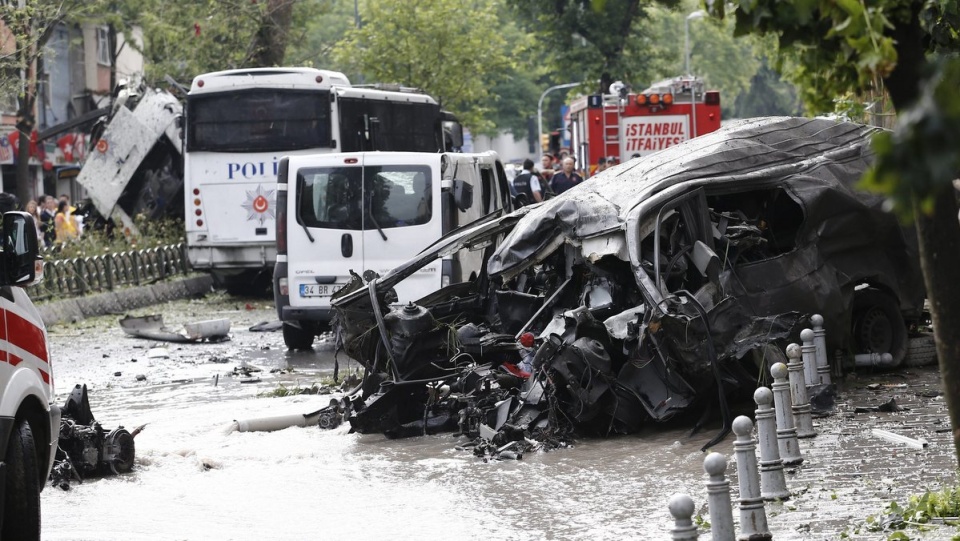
2, 211, 40, 286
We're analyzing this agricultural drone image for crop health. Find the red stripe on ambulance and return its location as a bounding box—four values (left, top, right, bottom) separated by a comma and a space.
5, 309, 48, 363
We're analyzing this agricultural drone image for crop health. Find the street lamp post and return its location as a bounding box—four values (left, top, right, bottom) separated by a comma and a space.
684, 10, 706, 75
538, 82, 581, 154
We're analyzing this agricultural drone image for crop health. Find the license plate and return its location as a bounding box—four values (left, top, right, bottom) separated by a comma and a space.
299, 283, 344, 297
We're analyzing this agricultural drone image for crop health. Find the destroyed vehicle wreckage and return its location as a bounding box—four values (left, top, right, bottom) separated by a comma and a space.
331, 117, 924, 451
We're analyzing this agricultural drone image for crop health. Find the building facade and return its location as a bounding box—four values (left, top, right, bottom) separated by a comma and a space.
0, 19, 143, 202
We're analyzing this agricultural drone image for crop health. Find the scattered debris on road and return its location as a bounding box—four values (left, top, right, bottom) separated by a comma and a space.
871, 428, 928, 449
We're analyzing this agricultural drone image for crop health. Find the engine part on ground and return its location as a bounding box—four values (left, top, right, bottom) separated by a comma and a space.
50, 384, 137, 489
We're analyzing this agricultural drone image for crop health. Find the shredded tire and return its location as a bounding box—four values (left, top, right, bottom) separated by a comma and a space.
903, 334, 938, 367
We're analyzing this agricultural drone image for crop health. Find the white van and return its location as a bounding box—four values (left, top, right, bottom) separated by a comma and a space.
273, 151, 513, 349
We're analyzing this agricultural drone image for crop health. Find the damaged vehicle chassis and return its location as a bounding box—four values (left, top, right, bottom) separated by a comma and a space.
330, 117, 924, 454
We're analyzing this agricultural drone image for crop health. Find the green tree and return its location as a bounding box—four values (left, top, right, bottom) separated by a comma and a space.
331, 0, 511, 133
285, 0, 355, 72
712, 0, 960, 462
510, 0, 678, 95
732, 61, 803, 118
637, 3, 765, 118
136, 0, 325, 84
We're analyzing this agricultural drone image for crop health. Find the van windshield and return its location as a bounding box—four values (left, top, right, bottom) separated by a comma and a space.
296, 165, 433, 230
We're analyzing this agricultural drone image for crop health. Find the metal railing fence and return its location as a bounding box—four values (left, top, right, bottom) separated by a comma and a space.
27, 243, 189, 301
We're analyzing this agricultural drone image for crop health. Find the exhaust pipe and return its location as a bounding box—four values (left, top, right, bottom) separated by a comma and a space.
233, 412, 323, 433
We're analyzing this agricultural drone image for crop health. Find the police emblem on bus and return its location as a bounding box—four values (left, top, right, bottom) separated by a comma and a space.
241, 184, 276, 225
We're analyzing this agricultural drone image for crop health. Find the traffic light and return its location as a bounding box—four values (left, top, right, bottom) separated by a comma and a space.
541, 133, 550, 152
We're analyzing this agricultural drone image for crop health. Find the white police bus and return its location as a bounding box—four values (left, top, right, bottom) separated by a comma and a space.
184, 67, 461, 292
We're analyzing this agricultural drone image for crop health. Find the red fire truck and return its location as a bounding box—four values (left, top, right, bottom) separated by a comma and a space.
568, 76, 721, 175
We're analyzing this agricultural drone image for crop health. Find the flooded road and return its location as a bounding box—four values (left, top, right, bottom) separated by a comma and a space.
40, 293, 958, 540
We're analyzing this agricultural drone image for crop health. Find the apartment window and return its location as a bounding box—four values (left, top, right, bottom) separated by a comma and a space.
96, 27, 111, 66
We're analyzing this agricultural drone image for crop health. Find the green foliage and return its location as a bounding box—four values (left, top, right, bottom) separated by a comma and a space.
864, 485, 960, 538
47, 215, 184, 260
510, 0, 668, 85
136, 0, 261, 82
136, 0, 329, 84
733, 61, 803, 117
861, 56, 960, 221
331, 0, 511, 133
642, 3, 769, 119
284, 0, 352, 72
713, 0, 960, 114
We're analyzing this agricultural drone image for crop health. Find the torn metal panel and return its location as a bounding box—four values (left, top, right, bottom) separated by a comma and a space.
76, 84, 184, 233
119, 314, 230, 343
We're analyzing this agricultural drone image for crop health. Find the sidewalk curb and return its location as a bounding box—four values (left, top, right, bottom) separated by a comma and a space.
36, 275, 216, 328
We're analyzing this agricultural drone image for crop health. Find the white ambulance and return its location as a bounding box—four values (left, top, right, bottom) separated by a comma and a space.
273, 151, 513, 349
0, 211, 59, 539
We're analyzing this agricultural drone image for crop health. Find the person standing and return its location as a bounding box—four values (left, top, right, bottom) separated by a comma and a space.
549, 157, 584, 195
539, 154, 555, 184
593, 156, 608, 177
25, 199, 44, 245
54, 200, 79, 243
40, 195, 57, 246
511, 159, 543, 206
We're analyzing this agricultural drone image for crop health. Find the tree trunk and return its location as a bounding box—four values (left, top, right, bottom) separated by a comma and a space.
914, 186, 960, 467
250, 0, 295, 67
14, 47, 37, 205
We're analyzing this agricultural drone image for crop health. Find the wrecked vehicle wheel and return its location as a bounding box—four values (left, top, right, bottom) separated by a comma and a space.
107, 428, 136, 475
3, 420, 41, 540
852, 289, 907, 365
282, 322, 315, 350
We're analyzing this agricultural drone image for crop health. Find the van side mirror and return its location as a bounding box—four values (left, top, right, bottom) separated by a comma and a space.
442, 119, 464, 150
454, 180, 473, 212
2, 211, 40, 286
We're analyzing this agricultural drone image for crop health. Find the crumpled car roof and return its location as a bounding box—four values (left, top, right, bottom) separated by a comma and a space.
489, 117, 885, 277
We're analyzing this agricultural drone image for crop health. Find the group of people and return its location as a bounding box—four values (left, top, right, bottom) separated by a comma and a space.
511, 152, 625, 206
0, 192, 82, 247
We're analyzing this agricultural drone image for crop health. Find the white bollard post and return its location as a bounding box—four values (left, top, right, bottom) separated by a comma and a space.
800, 328, 818, 387
810, 314, 832, 385
754, 387, 790, 501
704, 453, 736, 541
731, 416, 772, 541
786, 343, 816, 438
770, 362, 804, 466
669, 493, 699, 541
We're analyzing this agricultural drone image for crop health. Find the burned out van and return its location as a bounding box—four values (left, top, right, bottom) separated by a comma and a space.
330, 117, 926, 447
273, 151, 512, 349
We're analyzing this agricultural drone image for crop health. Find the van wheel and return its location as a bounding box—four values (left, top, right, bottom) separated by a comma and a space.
283, 322, 315, 350
2, 420, 41, 540
852, 288, 907, 366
